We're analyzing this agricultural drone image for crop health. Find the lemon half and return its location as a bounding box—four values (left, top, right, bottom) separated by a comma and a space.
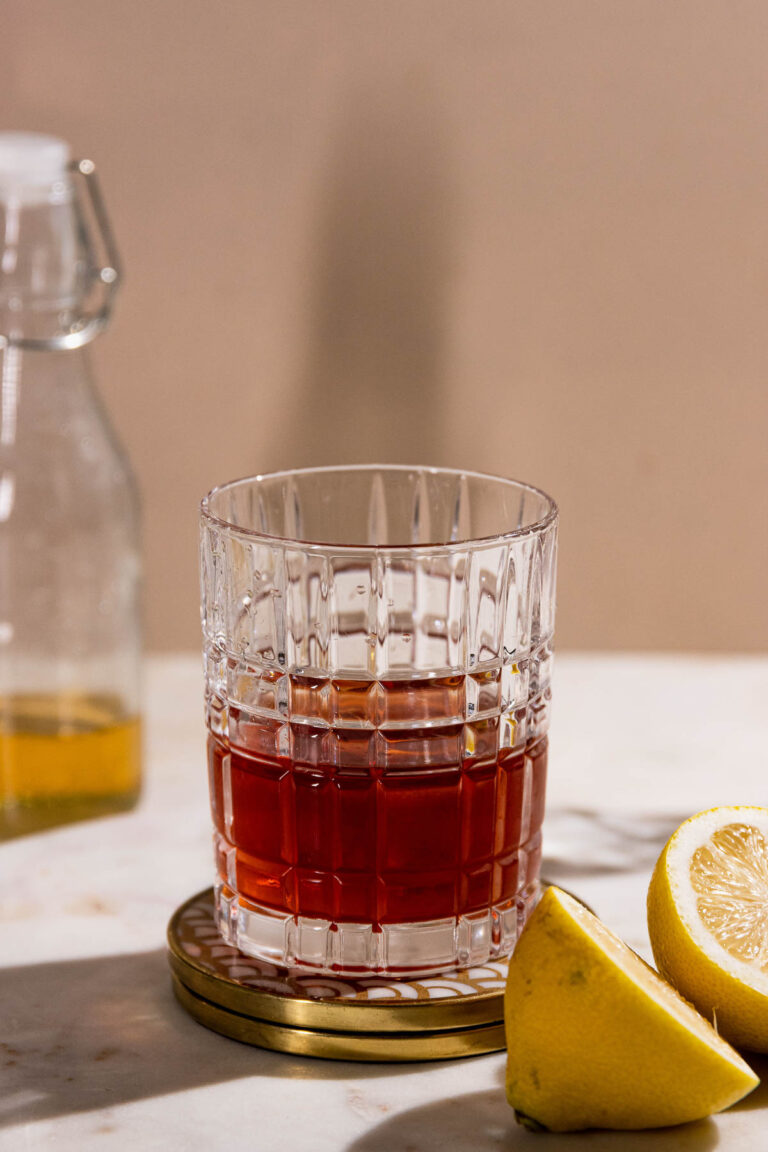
648, 805, 768, 1051
505, 885, 758, 1132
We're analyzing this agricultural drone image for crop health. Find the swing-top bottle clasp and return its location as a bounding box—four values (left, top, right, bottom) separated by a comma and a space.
0, 149, 122, 353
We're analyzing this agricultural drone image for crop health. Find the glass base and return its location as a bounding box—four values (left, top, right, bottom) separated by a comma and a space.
214, 880, 541, 977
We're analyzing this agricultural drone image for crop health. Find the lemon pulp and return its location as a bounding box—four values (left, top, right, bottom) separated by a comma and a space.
691, 823, 768, 971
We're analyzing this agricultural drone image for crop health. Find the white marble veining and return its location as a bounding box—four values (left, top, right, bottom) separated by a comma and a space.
1, 654, 767, 1150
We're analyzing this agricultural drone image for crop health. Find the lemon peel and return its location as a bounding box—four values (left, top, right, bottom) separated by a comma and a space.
504, 885, 758, 1132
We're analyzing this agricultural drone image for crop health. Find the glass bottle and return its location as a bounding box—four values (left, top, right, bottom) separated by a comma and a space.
0, 132, 141, 838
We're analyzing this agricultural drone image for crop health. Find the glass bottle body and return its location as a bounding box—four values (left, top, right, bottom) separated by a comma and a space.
0, 345, 141, 836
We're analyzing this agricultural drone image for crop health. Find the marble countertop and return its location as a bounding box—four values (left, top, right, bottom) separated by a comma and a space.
2, 653, 767, 1151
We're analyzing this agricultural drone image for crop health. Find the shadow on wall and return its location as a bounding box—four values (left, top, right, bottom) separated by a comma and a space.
283, 77, 453, 468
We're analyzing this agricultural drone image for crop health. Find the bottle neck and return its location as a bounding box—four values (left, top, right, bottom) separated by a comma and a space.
0, 342, 93, 453
0, 173, 91, 346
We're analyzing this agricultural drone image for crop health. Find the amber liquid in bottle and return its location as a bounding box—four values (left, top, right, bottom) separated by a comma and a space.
0, 693, 141, 838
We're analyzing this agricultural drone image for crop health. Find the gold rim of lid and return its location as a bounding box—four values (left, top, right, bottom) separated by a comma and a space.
167, 888, 509, 1034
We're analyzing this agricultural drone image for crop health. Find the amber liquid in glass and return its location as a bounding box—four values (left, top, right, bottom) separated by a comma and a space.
208, 673, 546, 926
0, 693, 141, 838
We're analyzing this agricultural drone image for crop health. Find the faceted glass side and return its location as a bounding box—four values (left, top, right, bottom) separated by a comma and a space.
201, 468, 556, 976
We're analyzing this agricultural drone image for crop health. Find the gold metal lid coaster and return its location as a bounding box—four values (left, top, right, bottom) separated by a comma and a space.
167, 889, 510, 1062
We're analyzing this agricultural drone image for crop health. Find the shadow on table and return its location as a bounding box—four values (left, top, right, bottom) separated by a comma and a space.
0, 947, 435, 1127
543, 808, 688, 879
345, 1089, 719, 1152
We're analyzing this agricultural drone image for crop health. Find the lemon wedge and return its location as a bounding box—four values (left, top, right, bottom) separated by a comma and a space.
505, 885, 758, 1132
648, 805, 768, 1051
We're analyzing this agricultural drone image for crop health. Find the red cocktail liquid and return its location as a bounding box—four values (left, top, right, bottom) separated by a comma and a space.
208, 673, 546, 926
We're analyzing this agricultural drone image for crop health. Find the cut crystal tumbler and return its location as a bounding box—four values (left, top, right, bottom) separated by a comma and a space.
200, 466, 557, 976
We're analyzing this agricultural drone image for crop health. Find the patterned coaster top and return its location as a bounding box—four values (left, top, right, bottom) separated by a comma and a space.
169, 889, 509, 1030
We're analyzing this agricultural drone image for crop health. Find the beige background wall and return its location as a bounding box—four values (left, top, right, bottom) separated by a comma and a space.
4, 1, 767, 651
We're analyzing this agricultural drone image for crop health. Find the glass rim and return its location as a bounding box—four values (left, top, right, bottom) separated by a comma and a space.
200, 463, 558, 553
